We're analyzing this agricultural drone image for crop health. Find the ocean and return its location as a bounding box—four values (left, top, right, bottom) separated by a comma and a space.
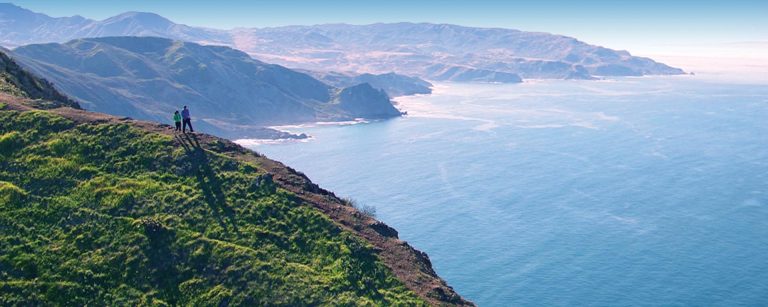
241, 76, 768, 306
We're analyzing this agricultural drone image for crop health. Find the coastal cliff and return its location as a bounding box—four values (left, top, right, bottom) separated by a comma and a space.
0, 50, 472, 305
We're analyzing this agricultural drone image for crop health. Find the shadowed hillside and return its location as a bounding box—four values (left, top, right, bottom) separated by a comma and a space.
11, 37, 401, 139
0, 49, 78, 108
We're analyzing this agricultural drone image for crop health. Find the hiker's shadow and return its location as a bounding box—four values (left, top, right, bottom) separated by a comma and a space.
175, 133, 240, 237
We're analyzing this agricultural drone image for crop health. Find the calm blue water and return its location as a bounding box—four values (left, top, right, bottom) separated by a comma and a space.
245, 76, 768, 306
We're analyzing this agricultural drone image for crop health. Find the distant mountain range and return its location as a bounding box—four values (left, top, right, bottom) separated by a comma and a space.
0, 3, 229, 48
0, 3, 684, 82
11, 37, 401, 139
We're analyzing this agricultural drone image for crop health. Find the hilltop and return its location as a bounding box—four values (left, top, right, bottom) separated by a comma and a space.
0, 50, 471, 305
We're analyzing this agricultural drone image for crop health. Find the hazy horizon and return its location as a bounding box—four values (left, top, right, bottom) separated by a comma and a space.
7, 3, 765, 43
5, 1, 767, 79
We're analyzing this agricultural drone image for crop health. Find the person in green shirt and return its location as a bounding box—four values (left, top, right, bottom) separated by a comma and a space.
173, 110, 182, 132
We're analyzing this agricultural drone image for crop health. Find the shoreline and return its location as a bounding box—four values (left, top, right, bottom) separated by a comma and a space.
234, 118, 378, 146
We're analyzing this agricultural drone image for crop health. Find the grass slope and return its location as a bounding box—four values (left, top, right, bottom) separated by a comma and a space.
0, 103, 427, 305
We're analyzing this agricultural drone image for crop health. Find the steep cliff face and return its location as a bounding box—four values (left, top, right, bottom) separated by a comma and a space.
0, 51, 472, 306
0, 49, 78, 108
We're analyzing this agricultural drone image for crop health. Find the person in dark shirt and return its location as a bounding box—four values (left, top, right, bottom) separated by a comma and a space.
181, 106, 194, 133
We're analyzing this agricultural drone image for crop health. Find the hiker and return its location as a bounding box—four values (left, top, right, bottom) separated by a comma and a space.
173, 110, 182, 132
181, 106, 194, 133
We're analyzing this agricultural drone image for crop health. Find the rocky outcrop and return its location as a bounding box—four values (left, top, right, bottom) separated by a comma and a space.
336, 83, 403, 119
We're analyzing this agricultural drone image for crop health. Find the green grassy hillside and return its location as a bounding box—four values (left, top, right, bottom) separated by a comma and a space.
0, 48, 471, 306
0, 103, 428, 305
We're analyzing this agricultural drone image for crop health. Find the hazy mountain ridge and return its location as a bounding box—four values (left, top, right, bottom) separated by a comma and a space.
11, 37, 401, 139
0, 3, 684, 82
0, 3, 229, 48
232, 23, 682, 80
